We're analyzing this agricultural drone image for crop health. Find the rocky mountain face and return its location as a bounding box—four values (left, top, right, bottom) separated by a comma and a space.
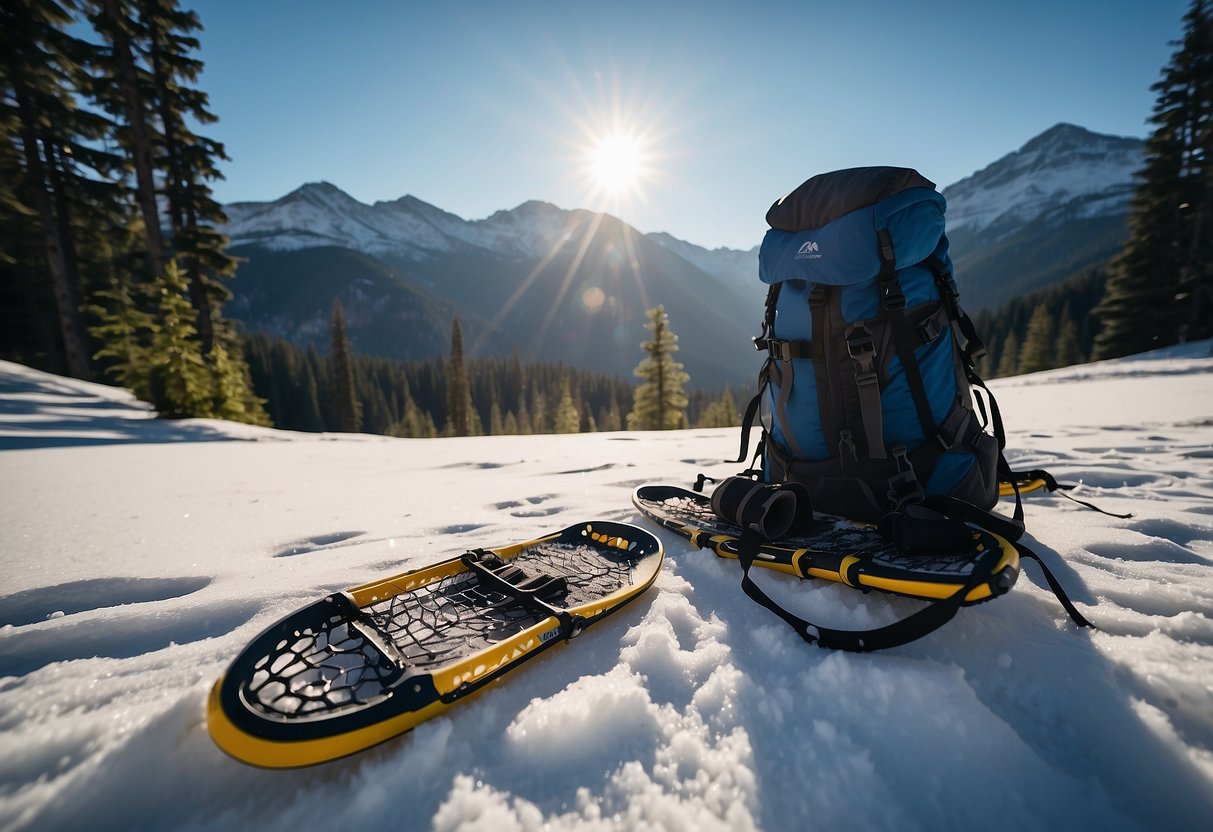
941, 123, 1143, 311
220, 123, 1142, 386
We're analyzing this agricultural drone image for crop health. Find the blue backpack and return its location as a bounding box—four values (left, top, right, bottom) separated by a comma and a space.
736, 167, 1001, 522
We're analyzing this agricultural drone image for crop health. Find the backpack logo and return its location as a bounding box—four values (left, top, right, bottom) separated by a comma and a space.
796, 241, 822, 260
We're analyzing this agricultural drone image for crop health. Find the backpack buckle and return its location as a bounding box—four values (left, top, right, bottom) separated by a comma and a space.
845, 325, 877, 377
838, 429, 858, 463
919, 314, 943, 344
878, 275, 906, 311
886, 445, 923, 509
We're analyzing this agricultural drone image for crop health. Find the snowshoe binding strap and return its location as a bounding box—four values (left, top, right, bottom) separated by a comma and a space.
460, 549, 585, 638
877, 503, 980, 555
879, 499, 1096, 631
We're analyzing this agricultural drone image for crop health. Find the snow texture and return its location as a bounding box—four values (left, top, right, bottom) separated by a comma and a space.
1, 342, 1211, 831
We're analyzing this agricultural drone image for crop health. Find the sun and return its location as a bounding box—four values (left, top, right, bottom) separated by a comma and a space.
579, 127, 655, 204
589, 133, 643, 196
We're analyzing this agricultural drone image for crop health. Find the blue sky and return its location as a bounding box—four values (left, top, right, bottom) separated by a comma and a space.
191, 0, 1187, 250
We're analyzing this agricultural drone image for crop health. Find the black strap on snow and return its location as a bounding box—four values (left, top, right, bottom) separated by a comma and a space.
704, 477, 1095, 649
1007, 468, 1134, 519
709, 476, 816, 538
1012, 542, 1095, 629
734, 527, 999, 652
708, 478, 997, 652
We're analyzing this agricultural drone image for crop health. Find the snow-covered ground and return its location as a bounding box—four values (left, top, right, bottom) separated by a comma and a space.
1, 343, 1211, 832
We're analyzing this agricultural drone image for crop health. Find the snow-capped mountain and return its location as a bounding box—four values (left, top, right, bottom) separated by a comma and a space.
219, 122, 1143, 379
944, 123, 1142, 238
222, 191, 765, 388
942, 123, 1143, 312
226, 185, 610, 264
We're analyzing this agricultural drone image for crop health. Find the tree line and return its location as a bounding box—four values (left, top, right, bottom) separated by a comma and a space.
1, 0, 266, 423
243, 302, 739, 437
973, 267, 1108, 378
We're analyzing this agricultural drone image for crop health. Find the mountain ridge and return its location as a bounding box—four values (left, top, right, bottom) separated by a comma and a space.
219, 122, 1143, 384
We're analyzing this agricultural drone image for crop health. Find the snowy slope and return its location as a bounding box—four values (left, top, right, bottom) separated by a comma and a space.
942, 123, 1142, 240
1, 346, 1211, 831
225, 185, 597, 263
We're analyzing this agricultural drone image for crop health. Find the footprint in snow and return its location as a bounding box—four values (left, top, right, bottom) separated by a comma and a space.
0, 576, 212, 627
272, 531, 366, 558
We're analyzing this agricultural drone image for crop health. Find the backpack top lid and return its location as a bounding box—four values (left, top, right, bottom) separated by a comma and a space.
766, 167, 936, 232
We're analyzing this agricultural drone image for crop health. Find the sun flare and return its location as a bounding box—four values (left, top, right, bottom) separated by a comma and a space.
579, 127, 656, 204
589, 134, 643, 195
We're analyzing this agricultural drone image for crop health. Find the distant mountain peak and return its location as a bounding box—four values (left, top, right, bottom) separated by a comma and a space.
943, 122, 1143, 239
288, 180, 350, 199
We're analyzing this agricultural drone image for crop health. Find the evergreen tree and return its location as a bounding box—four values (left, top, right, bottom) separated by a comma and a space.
995, 331, 1020, 378
1018, 303, 1056, 374
554, 376, 580, 433
145, 259, 213, 417
503, 411, 519, 435
330, 300, 360, 432
91, 0, 164, 279
516, 397, 533, 436
489, 399, 504, 435
446, 318, 471, 436
1, 0, 125, 378
87, 270, 155, 398
1056, 303, 1083, 367
627, 305, 690, 430
1095, 0, 1213, 357
137, 0, 238, 357
696, 385, 740, 428
530, 389, 547, 434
